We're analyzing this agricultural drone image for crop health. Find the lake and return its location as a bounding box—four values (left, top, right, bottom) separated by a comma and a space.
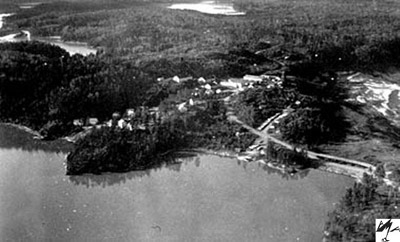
0, 31, 97, 56
0, 13, 97, 56
168, 1, 245, 15
35, 35, 97, 56
0, 124, 352, 241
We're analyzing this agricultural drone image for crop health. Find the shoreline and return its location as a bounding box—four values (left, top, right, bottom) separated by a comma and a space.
1, 122, 43, 139
0, 121, 370, 181
0, 24, 97, 56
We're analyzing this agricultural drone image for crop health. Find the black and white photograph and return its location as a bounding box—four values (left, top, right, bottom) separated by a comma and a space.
0, 0, 399, 241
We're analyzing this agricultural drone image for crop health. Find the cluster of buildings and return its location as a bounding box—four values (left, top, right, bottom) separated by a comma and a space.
221, 74, 282, 90
72, 73, 283, 130
73, 107, 160, 131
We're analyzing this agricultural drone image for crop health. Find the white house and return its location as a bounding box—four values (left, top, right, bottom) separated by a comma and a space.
172, 76, 180, 83
220, 79, 242, 89
87, 118, 99, 126
243, 74, 263, 83
198, 77, 206, 83
177, 102, 187, 112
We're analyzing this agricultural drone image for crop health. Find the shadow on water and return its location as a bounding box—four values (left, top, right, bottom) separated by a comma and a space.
0, 124, 73, 153
69, 152, 199, 188
69, 151, 310, 188
69, 169, 153, 188
236, 158, 311, 180
0, 122, 312, 186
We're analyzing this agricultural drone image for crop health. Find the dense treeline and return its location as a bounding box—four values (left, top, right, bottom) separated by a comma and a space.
2, 1, 399, 240
280, 72, 350, 145
233, 85, 296, 127
2, 0, 400, 171
5, 0, 400, 77
0, 41, 154, 137
67, 88, 257, 174
0, 40, 256, 173
67, 121, 184, 174
3, 0, 392, 146
264, 142, 312, 169
234, 73, 350, 146
178, 101, 256, 151
324, 174, 400, 241
233, 0, 400, 71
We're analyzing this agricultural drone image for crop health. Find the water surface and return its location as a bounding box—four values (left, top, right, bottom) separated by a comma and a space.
0, 125, 352, 242
35, 36, 97, 56
0, 31, 97, 56
168, 1, 245, 15
0, 15, 96, 56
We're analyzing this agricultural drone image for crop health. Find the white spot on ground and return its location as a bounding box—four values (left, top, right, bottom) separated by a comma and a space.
348, 73, 400, 125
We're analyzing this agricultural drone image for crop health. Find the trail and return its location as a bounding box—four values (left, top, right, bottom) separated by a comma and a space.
224, 95, 375, 177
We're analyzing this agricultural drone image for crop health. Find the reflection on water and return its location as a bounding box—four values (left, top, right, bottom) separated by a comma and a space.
168, 1, 245, 15
69, 169, 152, 188
0, 126, 353, 242
70, 153, 309, 188
69, 160, 189, 188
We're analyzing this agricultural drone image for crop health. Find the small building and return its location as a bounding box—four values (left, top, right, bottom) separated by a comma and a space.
126, 109, 135, 119
204, 84, 212, 90
243, 74, 264, 83
198, 77, 206, 83
73, 119, 84, 126
177, 102, 187, 112
86, 118, 99, 126
117, 119, 127, 129
220, 79, 242, 89
189, 98, 194, 106
172, 76, 180, 83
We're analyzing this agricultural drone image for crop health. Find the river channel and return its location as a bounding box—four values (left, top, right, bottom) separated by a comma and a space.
0, 124, 352, 242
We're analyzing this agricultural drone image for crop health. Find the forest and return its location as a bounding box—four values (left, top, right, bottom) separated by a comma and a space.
4, 0, 400, 78
1, 0, 399, 151
2, 1, 400, 239
1, 0, 399, 168
0, 41, 154, 137
325, 174, 400, 241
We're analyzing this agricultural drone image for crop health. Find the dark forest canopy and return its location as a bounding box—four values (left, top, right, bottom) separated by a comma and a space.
3, 0, 400, 75
0, 41, 154, 135
1, 1, 400, 241
1, 0, 400, 152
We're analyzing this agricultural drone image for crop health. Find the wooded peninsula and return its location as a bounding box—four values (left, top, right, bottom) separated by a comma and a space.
1, 0, 400, 240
